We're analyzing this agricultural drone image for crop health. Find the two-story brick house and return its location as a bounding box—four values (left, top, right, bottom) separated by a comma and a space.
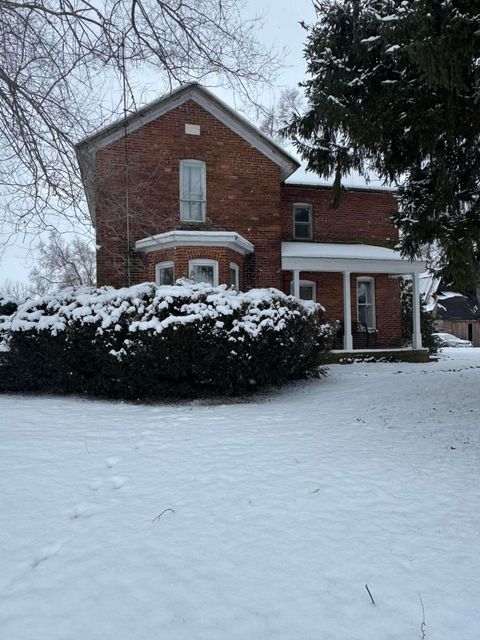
76, 84, 425, 351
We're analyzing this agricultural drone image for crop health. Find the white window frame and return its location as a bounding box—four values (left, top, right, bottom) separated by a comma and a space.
357, 276, 376, 328
229, 262, 240, 290
180, 159, 206, 222
155, 261, 174, 286
293, 203, 313, 240
188, 259, 219, 286
290, 279, 316, 301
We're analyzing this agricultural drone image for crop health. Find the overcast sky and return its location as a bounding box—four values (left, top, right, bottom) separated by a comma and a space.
0, 0, 317, 286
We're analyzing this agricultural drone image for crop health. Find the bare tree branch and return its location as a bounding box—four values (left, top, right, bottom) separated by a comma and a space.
258, 87, 305, 144
0, 0, 283, 236
29, 231, 96, 293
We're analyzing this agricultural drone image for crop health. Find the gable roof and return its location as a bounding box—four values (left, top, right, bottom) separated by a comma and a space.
75, 84, 300, 224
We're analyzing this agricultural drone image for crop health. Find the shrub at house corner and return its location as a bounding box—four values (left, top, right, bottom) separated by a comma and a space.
0, 282, 331, 398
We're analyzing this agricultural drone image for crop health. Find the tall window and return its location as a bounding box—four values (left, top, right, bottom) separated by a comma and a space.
357, 277, 375, 328
290, 279, 316, 301
155, 261, 174, 286
189, 259, 219, 286
229, 262, 240, 290
293, 203, 313, 239
180, 160, 206, 221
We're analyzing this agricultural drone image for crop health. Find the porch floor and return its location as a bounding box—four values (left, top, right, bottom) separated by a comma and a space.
325, 348, 431, 364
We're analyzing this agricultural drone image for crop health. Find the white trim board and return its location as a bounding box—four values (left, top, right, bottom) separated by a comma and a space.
282, 242, 426, 275
135, 230, 254, 256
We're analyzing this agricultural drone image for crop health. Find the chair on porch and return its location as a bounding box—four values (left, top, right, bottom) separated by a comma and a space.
332, 322, 378, 350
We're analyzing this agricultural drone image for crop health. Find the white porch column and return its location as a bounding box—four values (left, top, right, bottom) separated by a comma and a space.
292, 270, 300, 298
412, 271, 422, 349
343, 270, 353, 351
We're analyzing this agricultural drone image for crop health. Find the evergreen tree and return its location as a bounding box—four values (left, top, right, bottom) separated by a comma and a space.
286, 0, 480, 298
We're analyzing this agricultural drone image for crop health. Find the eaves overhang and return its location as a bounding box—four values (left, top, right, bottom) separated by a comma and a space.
282, 242, 426, 275
135, 230, 255, 256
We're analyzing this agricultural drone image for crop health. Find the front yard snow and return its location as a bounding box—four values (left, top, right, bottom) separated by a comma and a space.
1, 348, 480, 639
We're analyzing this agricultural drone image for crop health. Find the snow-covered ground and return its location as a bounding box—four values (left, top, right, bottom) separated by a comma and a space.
1, 348, 480, 640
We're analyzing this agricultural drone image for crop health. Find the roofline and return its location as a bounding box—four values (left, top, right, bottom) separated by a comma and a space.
135, 230, 254, 256
284, 181, 396, 194
75, 83, 299, 170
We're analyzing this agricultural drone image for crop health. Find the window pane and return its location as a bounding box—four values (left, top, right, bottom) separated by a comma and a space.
358, 281, 371, 304
358, 280, 374, 327
294, 206, 311, 223
187, 201, 203, 221
182, 165, 190, 197
192, 265, 214, 285
358, 305, 369, 325
299, 285, 314, 301
158, 266, 174, 286
189, 166, 203, 198
182, 165, 204, 199
294, 222, 311, 239
230, 267, 238, 288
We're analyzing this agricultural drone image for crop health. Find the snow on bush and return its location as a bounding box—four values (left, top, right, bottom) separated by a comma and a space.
0, 294, 21, 318
0, 281, 331, 398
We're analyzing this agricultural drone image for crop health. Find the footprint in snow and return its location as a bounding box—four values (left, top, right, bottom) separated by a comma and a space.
68, 503, 100, 520
106, 456, 121, 468
31, 540, 65, 568
88, 479, 103, 491
110, 476, 128, 490
133, 440, 146, 449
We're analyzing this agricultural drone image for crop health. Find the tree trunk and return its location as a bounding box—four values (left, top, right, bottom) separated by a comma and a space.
473, 259, 480, 308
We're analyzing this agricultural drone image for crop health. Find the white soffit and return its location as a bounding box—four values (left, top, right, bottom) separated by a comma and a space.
135, 230, 255, 256
282, 242, 426, 274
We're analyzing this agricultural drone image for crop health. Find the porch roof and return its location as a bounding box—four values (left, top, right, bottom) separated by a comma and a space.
282, 242, 426, 274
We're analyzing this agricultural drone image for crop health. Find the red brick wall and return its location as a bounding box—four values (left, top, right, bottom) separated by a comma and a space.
95, 99, 282, 288
143, 247, 244, 288
281, 184, 398, 245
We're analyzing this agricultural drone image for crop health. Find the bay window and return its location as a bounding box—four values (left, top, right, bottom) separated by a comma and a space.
189, 259, 219, 286
155, 261, 174, 286
229, 262, 240, 289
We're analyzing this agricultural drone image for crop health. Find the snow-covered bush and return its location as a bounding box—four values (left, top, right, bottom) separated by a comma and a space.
0, 281, 331, 398
0, 294, 21, 317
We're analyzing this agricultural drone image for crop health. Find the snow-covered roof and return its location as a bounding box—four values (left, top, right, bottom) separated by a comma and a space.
282, 242, 426, 274
437, 291, 465, 301
135, 230, 254, 256
436, 292, 480, 321
282, 142, 395, 192
283, 242, 402, 261
419, 272, 441, 312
